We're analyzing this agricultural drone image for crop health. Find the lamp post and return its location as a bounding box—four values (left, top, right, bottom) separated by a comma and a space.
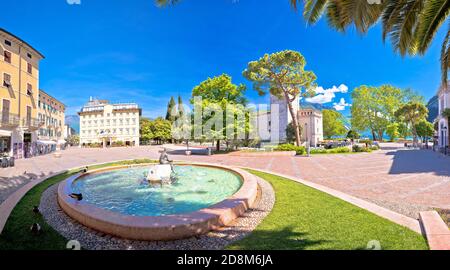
444, 126, 448, 155
305, 123, 310, 157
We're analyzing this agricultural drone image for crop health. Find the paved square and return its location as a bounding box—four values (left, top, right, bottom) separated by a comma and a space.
1, 143, 449, 218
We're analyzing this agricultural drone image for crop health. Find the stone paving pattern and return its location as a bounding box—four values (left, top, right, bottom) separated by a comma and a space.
1, 143, 449, 218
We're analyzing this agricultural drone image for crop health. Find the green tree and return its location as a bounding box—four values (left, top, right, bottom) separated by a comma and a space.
165, 97, 177, 122
351, 85, 404, 141
395, 102, 429, 146
191, 74, 247, 151
177, 95, 185, 120
140, 117, 154, 144
415, 120, 434, 144
322, 109, 347, 139
150, 117, 172, 144
67, 135, 80, 146
243, 50, 317, 146
286, 122, 303, 144
386, 123, 400, 142
346, 130, 360, 140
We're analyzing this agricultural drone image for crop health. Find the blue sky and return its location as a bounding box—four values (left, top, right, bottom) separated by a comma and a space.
0, 0, 445, 118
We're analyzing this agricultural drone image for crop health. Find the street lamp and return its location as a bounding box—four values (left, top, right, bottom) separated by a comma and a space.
305, 123, 310, 157
443, 126, 448, 155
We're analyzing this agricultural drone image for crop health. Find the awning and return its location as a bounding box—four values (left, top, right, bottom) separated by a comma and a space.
0, 130, 12, 137
36, 140, 57, 145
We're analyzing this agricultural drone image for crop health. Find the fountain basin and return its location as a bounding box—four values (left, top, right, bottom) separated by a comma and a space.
57, 163, 258, 241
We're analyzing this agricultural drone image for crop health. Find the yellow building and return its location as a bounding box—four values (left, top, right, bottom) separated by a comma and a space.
0, 28, 45, 158
37, 89, 66, 154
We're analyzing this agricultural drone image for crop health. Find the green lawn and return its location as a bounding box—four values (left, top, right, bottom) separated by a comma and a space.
228, 170, 428, 250
0, 159, 155, 250
0, 162, 428, 250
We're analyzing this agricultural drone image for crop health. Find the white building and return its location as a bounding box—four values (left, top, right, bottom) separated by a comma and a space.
437, 84, 450, 149
63, 125, 76, 139
298, 107, 324, 147
79, 98, 141, 147
257, 94, 323, 146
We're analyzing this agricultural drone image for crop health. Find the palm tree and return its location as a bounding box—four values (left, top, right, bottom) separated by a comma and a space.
297, 0, 450, 86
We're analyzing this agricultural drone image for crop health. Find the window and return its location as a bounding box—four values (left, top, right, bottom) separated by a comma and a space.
27, 53, 32, 59
27, 63, 32, 74
3, 73, 11, 87
4, 40, 11, 46
26, 83, 33, 96
4, 51, 11, 63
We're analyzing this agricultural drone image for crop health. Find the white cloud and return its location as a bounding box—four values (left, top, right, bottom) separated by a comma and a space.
305, 84, 348, 104
333, 98, 352, 111
67, 0, 81, 5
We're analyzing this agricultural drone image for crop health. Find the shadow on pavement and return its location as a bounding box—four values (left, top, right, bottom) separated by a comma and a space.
386, 149, 450, 176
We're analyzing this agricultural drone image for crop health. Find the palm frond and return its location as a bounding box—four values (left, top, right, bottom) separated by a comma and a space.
155, 0, 180, 7
385, 0, 424, 56
325, 0, 383, 33
441, 26, 450, 87
415, 0, 450, 54
303, 0, 329, 24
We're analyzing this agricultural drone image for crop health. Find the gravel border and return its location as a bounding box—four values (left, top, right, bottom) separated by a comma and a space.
40, 176, 275, 250
364, 197, 431, 220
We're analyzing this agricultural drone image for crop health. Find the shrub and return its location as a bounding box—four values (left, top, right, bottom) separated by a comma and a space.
311, 147, 351, 154
329, 147, 351, 153
359, 139, 373, 146
370, 145, 380, 151
274, 144, 306, 155
352, 145, 372, 153
310, 148, 328, 154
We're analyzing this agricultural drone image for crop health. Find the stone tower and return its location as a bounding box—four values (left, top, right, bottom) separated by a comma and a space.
269, 94, 300, 143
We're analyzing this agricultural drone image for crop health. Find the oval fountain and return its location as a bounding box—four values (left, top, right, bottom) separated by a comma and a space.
57, 163, 258, 241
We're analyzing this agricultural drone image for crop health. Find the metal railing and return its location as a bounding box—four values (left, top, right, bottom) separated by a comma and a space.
0, 112, 20, 127
23, 117, 43, 130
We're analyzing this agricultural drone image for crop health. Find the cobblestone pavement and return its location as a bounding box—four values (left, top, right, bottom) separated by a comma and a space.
1, 143, 449, 218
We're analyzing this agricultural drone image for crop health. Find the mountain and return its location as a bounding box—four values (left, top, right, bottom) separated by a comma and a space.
65, 115, 80, 134
427, 95, 439, 123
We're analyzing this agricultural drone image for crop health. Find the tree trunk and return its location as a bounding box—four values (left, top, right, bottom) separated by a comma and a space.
371, 130, 377, 141
411, 126, 419, 147
284, 92, 301, 146
378, 131, 383, 142
216, 140, 220, 152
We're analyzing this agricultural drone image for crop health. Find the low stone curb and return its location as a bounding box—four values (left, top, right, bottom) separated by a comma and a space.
0, 158, 141, 235
40, 174, 275, 250
419, 211, 450, 250
238, 167, 423, 235
0, 170, 67, 234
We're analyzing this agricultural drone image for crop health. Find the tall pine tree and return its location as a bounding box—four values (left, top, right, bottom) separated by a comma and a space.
177, 95, 184, 120
165, 96, 176, 123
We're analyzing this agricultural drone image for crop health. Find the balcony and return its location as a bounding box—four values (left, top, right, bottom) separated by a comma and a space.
0, 112, 20, 127
23, 117, 44, 131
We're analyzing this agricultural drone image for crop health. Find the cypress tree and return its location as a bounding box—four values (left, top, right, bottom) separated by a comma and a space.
165, 96, 176, 122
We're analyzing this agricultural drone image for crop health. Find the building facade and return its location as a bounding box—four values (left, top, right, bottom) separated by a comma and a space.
37, 89, 65, 153
79, 98, 141, 147
63, 124, 76, 139
298, 108, 324, 147
437, 84, 450, 149
0, 28, 44, 158
257, 94, 324, 146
